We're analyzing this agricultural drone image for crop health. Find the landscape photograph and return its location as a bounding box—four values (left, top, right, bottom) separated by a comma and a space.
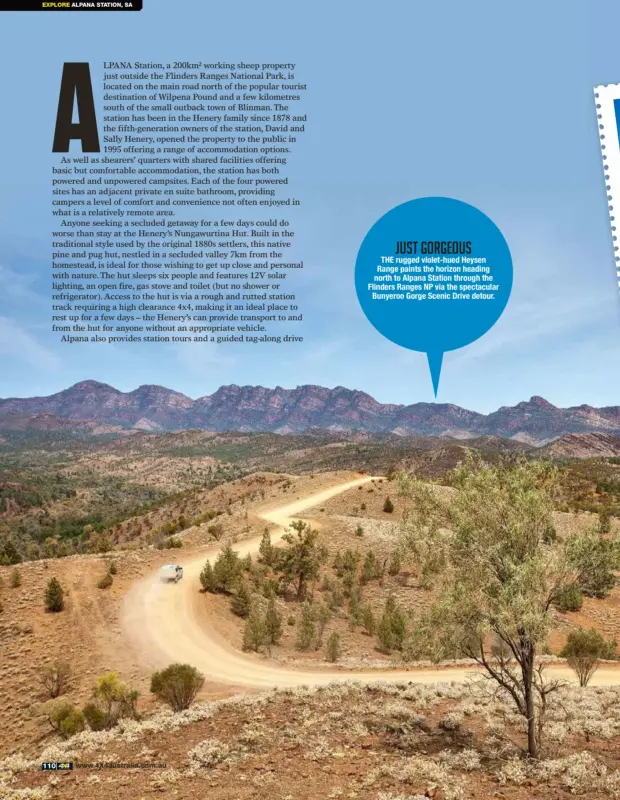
3, 380, 620, 799
4, 2, 620, 799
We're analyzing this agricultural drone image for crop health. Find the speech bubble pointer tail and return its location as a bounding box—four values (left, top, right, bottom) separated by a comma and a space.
427, 351, 443, 398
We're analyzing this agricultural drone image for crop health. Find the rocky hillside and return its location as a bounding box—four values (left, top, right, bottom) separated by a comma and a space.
542, 433, 620, 460
2, 381, 620, 443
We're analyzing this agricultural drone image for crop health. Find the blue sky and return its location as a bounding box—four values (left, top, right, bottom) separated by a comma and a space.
1, 0, 620, 412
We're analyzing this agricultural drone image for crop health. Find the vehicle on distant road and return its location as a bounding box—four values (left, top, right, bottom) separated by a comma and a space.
159, 564, 183, 583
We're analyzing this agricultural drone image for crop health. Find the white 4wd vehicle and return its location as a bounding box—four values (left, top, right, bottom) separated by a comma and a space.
159, 564, 183, 583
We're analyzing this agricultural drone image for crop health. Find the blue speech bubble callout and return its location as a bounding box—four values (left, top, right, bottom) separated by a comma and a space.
354, 197, 513, 395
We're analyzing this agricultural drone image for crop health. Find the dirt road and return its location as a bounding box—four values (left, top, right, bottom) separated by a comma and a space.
122, 476, 620, 688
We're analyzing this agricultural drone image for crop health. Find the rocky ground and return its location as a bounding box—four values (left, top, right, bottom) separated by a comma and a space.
6, 679, 620, 799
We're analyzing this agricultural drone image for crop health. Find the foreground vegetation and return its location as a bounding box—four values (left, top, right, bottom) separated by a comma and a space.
7, 679, 620, 799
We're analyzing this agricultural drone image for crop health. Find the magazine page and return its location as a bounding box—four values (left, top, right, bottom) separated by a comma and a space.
1, 1, 620, 798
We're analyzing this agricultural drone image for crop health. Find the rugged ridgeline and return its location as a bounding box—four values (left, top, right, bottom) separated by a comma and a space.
2, 381, 620, 444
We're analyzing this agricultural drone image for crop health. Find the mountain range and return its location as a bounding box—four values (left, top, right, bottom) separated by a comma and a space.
1, 381, 620, 445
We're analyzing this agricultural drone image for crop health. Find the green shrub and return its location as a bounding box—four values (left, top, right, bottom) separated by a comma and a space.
560, 627, 618, 686
599, 509, 612, 535
361, 551, 381, 585
82, 702, 108, 731
361, 604, 375, 636
208, 522, 224, 540
242, 600, 267, 652
163, 536, 183, 549
230, 580, 252, 618
342, 549, 361, 574
212, 543, 243, 593
355, 525, 364, 537
1, 539, 21, 565
264, 597, 283, 649
295, 601, 317, 651
554, 582, 583, 611
377, 612, 395, 653
150, 663, 205, 711
377, 597, 408, 652
314, 601, 332, 649
44, 578, 64, 612
60, 708, 85, 738
97, 571, 113, 590
108, 561, 118, 575
10, 567, 21, 588
326, 631, 341, 663
41, 699, 85, 739
91, 672, 139, 726
388, 550, 401, 575
199, 561, 217, 592
383, 497, 394, 513
258, 529, 274, 565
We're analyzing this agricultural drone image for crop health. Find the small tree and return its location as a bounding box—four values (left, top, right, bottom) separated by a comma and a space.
342, 549, 361, 574
554, 582, 583, 612
314, 601, 332, 648
390, 605, 408, 650
360, 551, 380, 585
388, 550, 401, 576
10, 567, 21, 588
598, 509, 612, 536
279, 520, 325, 600
97, 571, 113, 590
295, 600, 317, 651
326, 631, 341, 662
566, 529, 618, 598
377, 611, 395, 653
383, 497, 394, 513
212, 543, 243, 593
264, 597, 283, 651
376, 597, 406, 651
1, 538, 21, 565
91, 672, 139, 727
361, 604, 376, 636
150, 663, 205, 711
41, 699, 84, 738
250, 563, 268, 593
83, 702, 108, 731
199, 561, 217, 592
230, 580, 252, 617
258, 528, 274, 565
44, 578, 64, 612
38, 661, 72, 699
560, 628, 617, 686
398, 458, 617, 759
243, 600, 267, 652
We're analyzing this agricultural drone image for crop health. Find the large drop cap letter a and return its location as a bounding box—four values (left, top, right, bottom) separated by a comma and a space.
52, 63, 100, 153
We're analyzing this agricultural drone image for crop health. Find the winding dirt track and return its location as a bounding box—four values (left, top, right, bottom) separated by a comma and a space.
122, 476, 620, 688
